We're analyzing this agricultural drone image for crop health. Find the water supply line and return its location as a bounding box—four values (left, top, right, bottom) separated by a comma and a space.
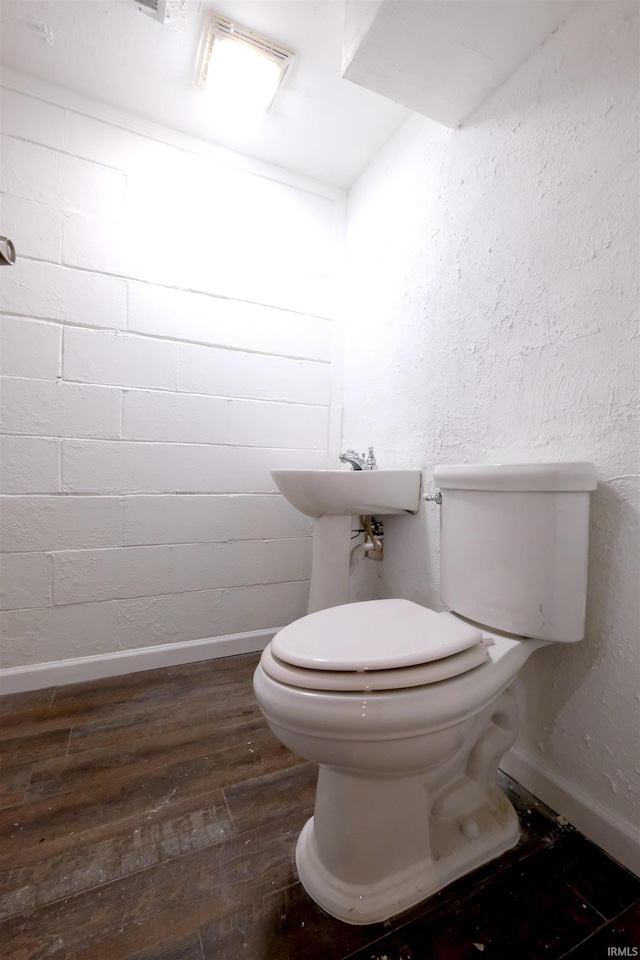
349, 515, 384, 573
359, 514, 384, 561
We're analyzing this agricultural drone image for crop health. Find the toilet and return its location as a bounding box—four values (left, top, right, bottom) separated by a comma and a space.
253, 462, 598, 924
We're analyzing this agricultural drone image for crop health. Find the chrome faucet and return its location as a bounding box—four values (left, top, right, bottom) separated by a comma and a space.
339, 447, 378, 471
339, 449, 364, 470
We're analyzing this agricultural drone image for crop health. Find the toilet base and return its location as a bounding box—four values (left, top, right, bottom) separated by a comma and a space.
295, 786, 520, 925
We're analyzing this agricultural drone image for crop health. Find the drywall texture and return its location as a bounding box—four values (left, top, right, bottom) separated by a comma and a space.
0, 87, 341, 668
343, 2, 639, 843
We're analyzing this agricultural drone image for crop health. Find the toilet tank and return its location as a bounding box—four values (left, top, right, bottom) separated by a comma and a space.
433, 463, 598, 642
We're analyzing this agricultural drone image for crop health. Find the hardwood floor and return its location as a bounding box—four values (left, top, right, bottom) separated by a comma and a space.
0, 652, 638, 960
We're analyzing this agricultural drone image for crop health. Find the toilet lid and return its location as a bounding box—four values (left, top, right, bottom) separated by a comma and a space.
271, 599, 483, 672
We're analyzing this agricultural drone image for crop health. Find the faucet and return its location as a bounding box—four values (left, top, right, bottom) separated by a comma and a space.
339, 447, 378, 471
339, 449, 364, 470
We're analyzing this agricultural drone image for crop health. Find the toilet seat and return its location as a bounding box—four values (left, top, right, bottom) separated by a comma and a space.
264, 599, 490, 693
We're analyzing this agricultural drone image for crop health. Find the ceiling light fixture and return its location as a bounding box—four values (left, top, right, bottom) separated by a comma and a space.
197, 14, 295, 117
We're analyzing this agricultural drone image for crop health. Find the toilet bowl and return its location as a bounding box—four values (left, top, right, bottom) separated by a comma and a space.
253, 462, 597, 924
254, 599, 547, 924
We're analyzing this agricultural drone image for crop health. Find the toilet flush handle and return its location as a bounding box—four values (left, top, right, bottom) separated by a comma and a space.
423, 492, 442, 505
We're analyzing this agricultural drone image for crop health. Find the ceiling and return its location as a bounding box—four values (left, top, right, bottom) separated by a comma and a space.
0, 0, 410, 188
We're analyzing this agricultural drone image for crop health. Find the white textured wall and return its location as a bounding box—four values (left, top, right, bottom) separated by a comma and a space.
343, 2, 639, 853
0, 86, 342, 668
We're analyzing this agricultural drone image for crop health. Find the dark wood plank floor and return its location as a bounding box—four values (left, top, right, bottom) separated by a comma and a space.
1, 652, 638, 960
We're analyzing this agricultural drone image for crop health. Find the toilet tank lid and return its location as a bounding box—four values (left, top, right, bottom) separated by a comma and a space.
271, 599, 483, 672
434, 462, 597, 492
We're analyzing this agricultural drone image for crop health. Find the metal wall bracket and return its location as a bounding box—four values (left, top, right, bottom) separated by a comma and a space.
0, 237, 16, 265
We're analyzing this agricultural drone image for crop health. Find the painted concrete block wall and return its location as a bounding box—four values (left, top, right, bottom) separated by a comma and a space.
343, 3, 639, 856
0, 85, 342, 669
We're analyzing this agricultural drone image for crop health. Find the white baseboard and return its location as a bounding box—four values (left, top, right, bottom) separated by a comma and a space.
501, 745, 640, 877
0, 628, 279, 695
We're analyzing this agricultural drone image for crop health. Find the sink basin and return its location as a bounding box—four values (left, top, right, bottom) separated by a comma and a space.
271, 469, 422, 518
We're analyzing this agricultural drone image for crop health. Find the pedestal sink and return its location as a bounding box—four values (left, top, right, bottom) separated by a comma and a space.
272, 469, 422, 613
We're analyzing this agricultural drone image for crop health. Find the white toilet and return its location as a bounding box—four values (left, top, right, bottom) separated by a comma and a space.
253, 462, 598, 925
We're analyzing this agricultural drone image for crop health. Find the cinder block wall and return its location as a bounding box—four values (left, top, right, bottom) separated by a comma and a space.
0, 86, 343, 670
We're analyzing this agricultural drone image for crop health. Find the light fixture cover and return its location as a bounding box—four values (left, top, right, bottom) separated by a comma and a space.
197, 14, 295, 114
